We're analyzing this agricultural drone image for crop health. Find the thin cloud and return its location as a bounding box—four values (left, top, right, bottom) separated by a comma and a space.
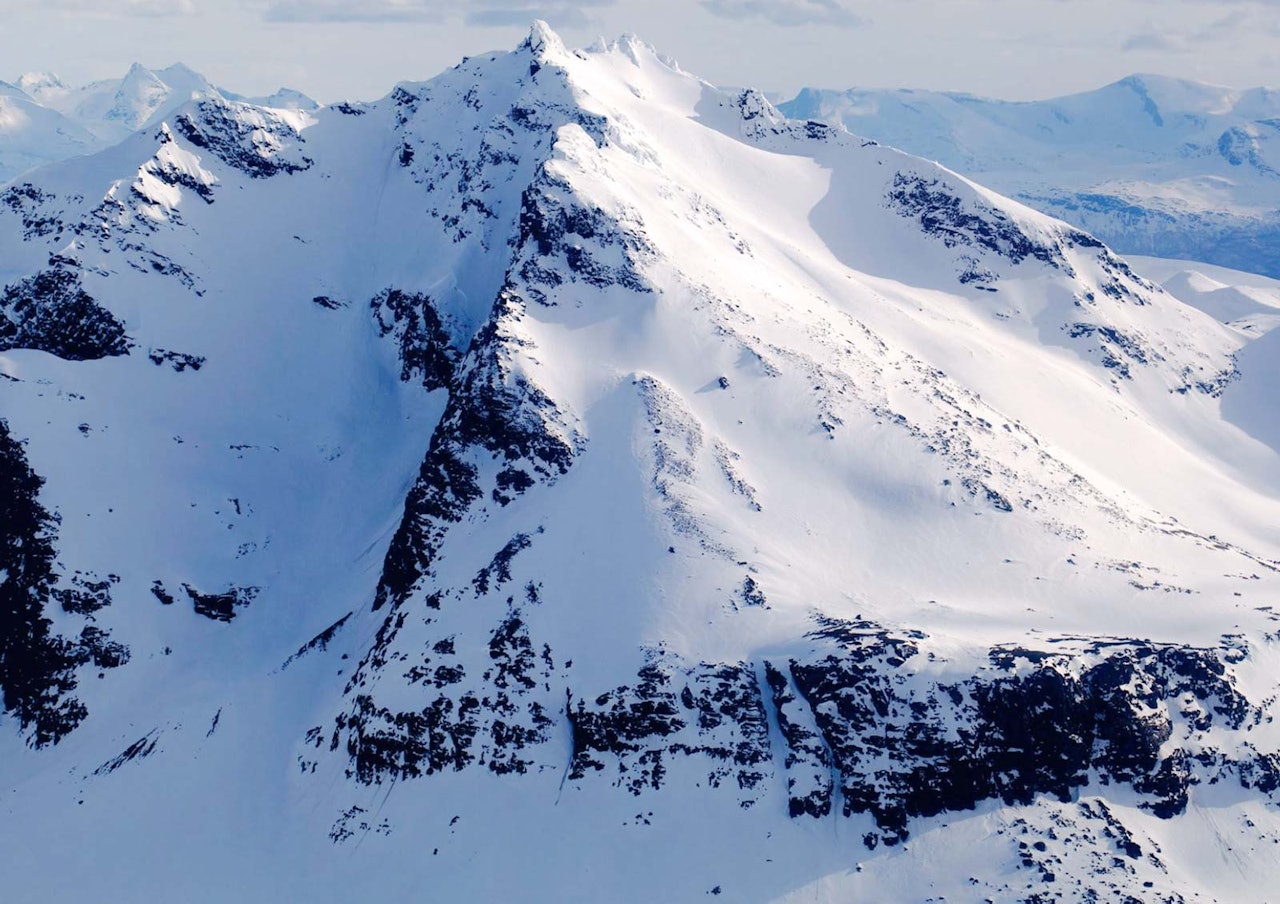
263, 0, 439, 21
1123, 9, 1257, 53
700, 0, 865, 27
261, 0, 614, 26
8, 0, 196, 15
1122, 31, 1188, 52
465, 0, 615, 28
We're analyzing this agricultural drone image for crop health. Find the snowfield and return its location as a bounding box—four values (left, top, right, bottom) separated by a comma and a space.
3, 23, 1280, 902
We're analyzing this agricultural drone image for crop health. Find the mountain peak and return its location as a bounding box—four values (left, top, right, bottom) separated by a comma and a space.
16, 71, 67, 101
157, 61, 202, 80
3, 29, 1280, 902
524, 19, 567, 60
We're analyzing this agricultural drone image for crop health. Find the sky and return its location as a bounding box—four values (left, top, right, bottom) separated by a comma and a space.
0, 0, 1277, 103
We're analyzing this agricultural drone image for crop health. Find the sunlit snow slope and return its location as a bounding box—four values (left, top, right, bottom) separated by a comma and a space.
782, 75, 1280, 278
3, 24, 1280, 903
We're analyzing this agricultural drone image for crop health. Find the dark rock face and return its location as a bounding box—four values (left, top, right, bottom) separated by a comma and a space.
331, 590, 1278, 847
283, 613, 353, 670
331, 102, 368, 117
1065, 323, 1156, 380
53, 572, 119, 616
332, 600, 556, 785
94, 730, 160, 776
173, 99, 312, 178
182, 583, 260, 623
370, 288, 457, 390
0, 266, 130, 361
472, 532, 534, 596
568, 657, 772, 800
147, 348, 205, 372
764, 662, 833, 818
0, 184, 66, 241
514, 171, 655, 303
733, 89, 841, 146
138, 127, 216, 203
150, 580, 176, 606
887, 173, 1063, 271
336, 298, 581, 778
78, 625, 130, 669
769, 619, 1276, 846
372, 289, 579, 613
0, 419, 86, 746
0, 420, 127, 747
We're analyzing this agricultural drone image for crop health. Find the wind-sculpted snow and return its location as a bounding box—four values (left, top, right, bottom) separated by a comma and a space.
5, 22, 1280, 904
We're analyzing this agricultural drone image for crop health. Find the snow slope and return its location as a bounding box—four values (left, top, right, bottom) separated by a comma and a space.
0, 81, 98, 186
1133, 255, 1280, 464
3, 25, 1280, 902
781, 75, 1280, 278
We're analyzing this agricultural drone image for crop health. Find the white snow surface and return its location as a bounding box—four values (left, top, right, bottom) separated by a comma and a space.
781, 75, 1280, 278
0, 63, 317, 183
2, 25, 1280, 902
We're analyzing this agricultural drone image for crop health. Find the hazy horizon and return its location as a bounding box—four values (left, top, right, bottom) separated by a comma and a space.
2, 0, 1277, 105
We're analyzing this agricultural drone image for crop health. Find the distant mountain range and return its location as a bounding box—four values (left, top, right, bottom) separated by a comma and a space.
0, 63, 315, 183
781, 74, 1280, 277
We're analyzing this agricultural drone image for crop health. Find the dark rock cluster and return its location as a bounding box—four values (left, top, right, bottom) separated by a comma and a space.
772, 619, 1276, 845
0, 420, 127, 748
0, 266, 130, 361
370, 288, 457, 390
887, 173, 1063, 271
173, 98, 313, 178
514, 171, 655, 303
1066, 323, 1156, 379
147, 348, 205, 372
568, 657, 772, 800
180, 583, 260, 623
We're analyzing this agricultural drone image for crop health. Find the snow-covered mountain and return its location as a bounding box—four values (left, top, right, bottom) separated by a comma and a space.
4, 24, 1280, 901
781, 75, 1280, 278
0, 64, 317, 184
0, 81, 98, 186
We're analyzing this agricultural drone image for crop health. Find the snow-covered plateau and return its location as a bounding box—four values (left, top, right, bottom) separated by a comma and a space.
781, 75, 1280, 279
3, 24, 1280, 902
